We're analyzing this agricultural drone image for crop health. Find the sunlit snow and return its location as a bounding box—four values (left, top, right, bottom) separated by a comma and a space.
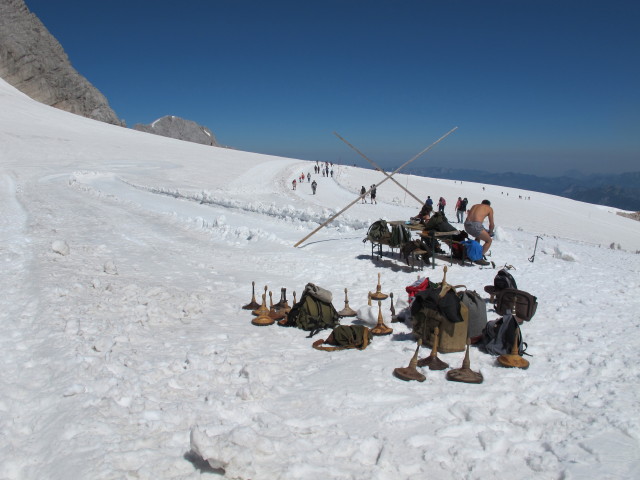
1, 78, 639, 479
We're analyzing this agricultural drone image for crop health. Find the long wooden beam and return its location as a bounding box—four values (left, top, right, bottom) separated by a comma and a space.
333, 131, 424, 206
293, 126, 457, 247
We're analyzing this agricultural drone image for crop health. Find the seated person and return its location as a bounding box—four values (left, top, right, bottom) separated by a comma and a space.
411, 203, 433, 224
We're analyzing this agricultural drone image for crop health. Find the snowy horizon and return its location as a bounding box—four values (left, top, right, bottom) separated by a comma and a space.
1, 77, 639, 479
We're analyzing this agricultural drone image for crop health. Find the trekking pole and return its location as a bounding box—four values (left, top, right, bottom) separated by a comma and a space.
529, 235, 542, 262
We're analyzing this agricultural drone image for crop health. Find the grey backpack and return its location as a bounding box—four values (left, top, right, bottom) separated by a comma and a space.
458, 290, 487, 339
479, 314, 525, 356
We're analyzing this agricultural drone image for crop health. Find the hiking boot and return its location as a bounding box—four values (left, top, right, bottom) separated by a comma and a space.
474, 259, 490, 266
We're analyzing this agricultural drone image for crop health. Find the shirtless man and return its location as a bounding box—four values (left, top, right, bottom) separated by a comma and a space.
464, 200, 494, 255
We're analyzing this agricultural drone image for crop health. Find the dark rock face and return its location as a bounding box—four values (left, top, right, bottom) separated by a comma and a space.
133, 116, 219, 146
0, 0, 124, 126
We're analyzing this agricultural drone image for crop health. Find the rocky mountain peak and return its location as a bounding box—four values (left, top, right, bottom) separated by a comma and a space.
133, 115, 220, 146
0, 0, 124, 126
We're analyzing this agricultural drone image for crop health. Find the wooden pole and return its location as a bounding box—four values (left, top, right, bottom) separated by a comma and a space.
293, 126, 458, 247
333, 131, 424, 206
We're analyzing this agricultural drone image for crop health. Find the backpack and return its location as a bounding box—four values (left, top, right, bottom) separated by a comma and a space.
390, 224, 411, 248
366, 219, 391, 244
411, 283, 467, 353
312, 325, 372, 351
451, 242, 464, 259
494, 269, 517, 290
458, 290, 487, 338
424, 212, 456, 233
280, 283, 339, 336
495, 288, 538, 322
479, 314, 525, 356
461, 239, 483, 261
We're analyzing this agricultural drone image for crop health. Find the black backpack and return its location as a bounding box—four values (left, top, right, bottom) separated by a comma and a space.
424, 212, 457, 233
494, 269, 517, 290
479, 314, 525, 356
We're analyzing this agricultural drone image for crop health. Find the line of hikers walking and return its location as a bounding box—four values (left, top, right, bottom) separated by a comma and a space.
291, 164, 334, 195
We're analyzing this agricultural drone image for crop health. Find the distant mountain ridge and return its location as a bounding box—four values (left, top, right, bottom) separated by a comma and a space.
406, 167, 640, 211
133, 116, 219, 147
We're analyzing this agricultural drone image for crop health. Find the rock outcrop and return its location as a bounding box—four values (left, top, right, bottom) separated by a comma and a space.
0, 0, 124, 126
133, 116, 219, 146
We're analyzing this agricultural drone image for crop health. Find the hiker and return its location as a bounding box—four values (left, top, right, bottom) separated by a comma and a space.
292, 179, 297, 190
360, 186, 367, 203
464, 200, 494, 255
454, 197, 462, 221
311, 180, 317, 195
438, 197, 446, 213
307, 173, 311, 182
456, 197, 468, 223
425, 196, 433, 208
370, 185, 377, 204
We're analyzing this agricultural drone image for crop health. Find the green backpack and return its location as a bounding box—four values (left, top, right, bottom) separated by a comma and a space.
366, 219, 391, 244
281, 283, 339, 336
313, 325, 372, 351
390, 224, 412, 247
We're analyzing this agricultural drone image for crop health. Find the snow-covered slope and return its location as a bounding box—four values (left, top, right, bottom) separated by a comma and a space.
1, 77, 639, 479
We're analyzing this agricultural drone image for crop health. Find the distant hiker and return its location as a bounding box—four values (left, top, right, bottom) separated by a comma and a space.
311, 180, 317, 195
292, 179, 297, 190
370, 185, 377, 204
457, 197, 468, 223
330, 169, 334, 177
455, 197, 462, 221
360, 186, 367, 203
426, 196, 433, 208
307, 173, 311, 182
438, 196, 446, 213
464, 200, 494, 255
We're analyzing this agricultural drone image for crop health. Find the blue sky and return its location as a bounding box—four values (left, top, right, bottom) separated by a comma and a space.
24, 0, 640, 175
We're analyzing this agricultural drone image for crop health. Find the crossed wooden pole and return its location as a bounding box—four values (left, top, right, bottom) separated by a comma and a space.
333, 131, 424, 206
293, 126, 458, 248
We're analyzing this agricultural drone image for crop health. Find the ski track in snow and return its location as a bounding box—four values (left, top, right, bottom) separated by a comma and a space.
1, 77, 640, 479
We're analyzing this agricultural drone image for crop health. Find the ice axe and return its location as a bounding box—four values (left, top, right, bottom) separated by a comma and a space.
529, 235, 543, 263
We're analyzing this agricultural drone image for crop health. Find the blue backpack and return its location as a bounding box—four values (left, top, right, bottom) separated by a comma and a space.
461, 239, 483, 261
